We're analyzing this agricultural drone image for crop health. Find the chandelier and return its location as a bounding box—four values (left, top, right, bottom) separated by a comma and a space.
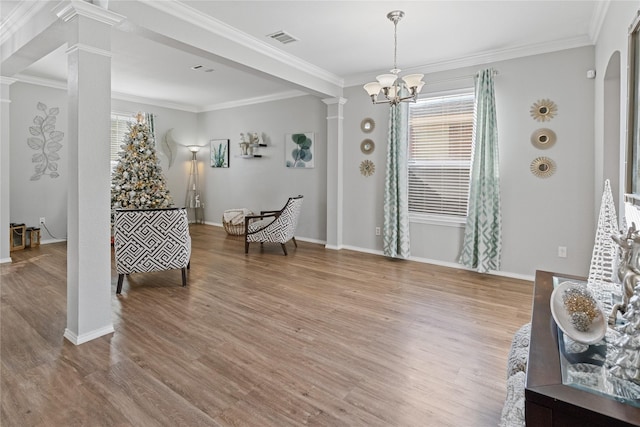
363, 10, 425, 105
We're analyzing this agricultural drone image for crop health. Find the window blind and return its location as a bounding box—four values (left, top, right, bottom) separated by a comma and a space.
408, 91, 475, 218
110, 113, 133, 172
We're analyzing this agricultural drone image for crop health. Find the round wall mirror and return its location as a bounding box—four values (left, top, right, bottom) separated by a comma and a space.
530, 156, 556, 178
531, 128, 556, 149
361, 118, 375, 133
360, 139, 375, 154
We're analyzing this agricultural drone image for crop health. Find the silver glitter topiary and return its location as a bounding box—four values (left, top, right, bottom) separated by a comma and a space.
606, 283, 640, 384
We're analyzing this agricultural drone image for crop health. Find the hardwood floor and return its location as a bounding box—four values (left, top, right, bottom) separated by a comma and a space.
1, 225, 533, 426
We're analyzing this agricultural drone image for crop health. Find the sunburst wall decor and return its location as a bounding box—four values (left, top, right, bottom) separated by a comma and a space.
530, 99, 557, 122
360, 159, 375, 176
530, 156, 556, 178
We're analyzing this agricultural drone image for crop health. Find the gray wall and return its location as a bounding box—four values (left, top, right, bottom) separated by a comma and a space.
342, 46, 596, 278
10, 83, 68, 242
7, 44, 603, 279
196, 95, 328, 242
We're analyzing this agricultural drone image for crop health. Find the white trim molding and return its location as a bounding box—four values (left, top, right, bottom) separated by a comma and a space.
54, 0, 125, 26
0, 257, 12, 264
0, 1, 48, 45
202, 90, 307, 112
64, 324, 115, 345
66, 43, 112, 58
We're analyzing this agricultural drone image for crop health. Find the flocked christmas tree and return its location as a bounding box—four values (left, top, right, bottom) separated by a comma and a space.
607, 285, 640, 385
111, 113, 173, 214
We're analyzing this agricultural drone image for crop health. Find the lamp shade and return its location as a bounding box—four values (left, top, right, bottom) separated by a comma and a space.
363, 82, 382, 96
188, 145, 200, 153
402, 74, 424, 89
387, 85, 398, 99
376, 73, 397, 88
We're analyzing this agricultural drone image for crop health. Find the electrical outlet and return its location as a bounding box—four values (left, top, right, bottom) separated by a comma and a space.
558, 246, 567, 258
375, 227, 381, 236
39, 217, 46, 225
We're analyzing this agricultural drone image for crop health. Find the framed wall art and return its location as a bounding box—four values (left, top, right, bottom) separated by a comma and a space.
285, 132, 314, 168
210, 139, 229, 168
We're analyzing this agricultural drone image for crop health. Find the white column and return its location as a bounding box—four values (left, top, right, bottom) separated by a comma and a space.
322, 97, 347, 249
0, 78, 16, 263
54, 2, 124, 345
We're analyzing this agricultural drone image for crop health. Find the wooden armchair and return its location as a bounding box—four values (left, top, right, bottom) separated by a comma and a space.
244, 195, 303, 255
113, 207, 191, 294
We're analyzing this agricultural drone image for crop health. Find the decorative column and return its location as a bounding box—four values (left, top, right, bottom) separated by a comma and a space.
322, 97, 347, 249
54, 2, 124, 345
0, 78, 16, 263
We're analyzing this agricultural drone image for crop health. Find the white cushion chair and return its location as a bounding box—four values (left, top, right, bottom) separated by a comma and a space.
244, 195, 303, 255
113, 207, 191, 294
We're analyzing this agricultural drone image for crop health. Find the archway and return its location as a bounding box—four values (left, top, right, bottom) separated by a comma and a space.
604, 51, 621, 215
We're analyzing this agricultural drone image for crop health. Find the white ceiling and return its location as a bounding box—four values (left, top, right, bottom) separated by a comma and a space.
3, 1, 606, 112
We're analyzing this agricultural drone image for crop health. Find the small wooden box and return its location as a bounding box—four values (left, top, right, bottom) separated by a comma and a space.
26, 227, 40, 248
9, 224, 26, 252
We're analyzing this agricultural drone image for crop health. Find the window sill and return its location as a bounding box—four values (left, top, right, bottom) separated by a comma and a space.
409, 213, 466, 228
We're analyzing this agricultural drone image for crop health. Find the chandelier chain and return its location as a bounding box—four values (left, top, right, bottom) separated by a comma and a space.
393, 19, 398, 72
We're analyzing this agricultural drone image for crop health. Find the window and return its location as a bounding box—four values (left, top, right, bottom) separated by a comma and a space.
408, 90, 475, 222
110, 113, 134, 173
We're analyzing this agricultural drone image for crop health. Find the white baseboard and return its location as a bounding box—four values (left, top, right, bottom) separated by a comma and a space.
341, 244, 534, 282
0, 257, 12, 264
41, 238, 66, 245
64, 324, 114, 345
189, 223, 534, 282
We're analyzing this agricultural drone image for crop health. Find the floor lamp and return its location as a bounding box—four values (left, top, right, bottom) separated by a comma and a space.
186, 145, 204, 223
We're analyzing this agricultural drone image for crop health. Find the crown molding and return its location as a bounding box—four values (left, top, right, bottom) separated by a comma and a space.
66, 43, 112, 57
0, 0, 48, 46
13, 74, 67, 90
322, 97, 348, 106
10, 73, 310, 113
588, 0, 611, 43
343, 35, 594, 87
139, 0, 343, 88
111, 92, 200, 113
200, 90, 307, 112
53, 0, 125, 26
0, 77, 18, 86
11, 73, 199, 112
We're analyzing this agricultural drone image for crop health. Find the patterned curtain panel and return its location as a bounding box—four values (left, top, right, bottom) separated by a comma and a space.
144, 112, 156, 146
383, 102, 411, 258
459, 68, 502, 273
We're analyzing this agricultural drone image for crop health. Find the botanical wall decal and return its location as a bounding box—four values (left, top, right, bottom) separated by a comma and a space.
285, 132, 314, 168
28, 102, 63, 180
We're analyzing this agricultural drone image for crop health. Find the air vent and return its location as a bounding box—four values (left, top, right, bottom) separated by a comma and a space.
267, 30, 298, 45
191, 65, 215, 73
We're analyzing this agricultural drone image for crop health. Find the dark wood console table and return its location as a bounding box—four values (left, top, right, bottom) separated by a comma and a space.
525, 270, 640, 426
